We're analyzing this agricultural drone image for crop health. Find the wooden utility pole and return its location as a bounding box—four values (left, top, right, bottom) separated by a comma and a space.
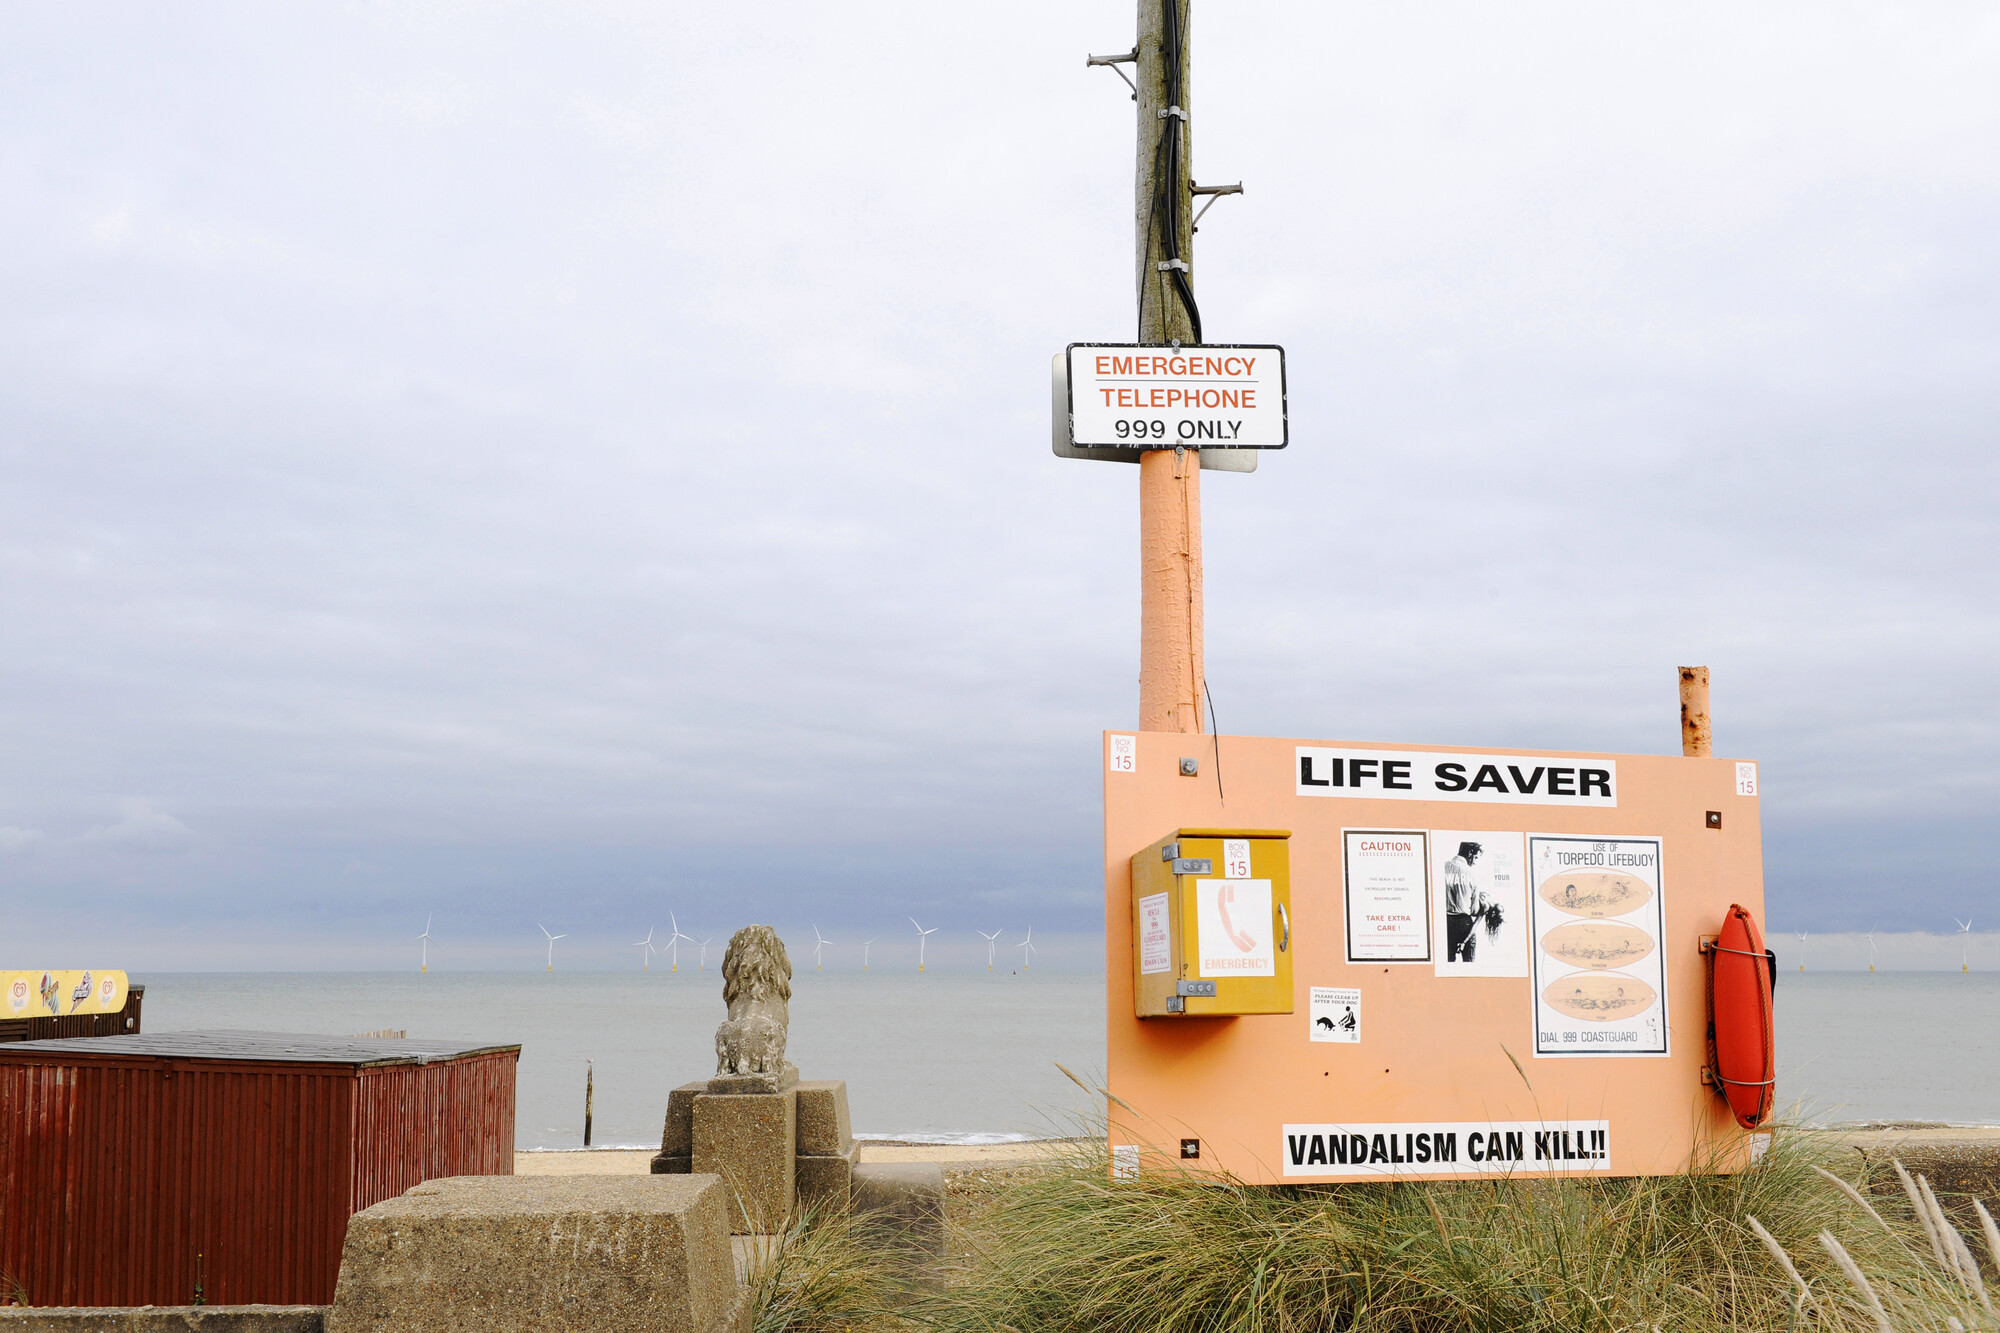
1134, 0, 1205, 734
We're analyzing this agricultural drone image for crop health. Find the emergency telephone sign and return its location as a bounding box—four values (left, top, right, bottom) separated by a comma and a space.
1065, 344, 1287, 450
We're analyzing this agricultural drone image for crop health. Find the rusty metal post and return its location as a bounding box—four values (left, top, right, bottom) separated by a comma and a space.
1679, 666, 1711, 757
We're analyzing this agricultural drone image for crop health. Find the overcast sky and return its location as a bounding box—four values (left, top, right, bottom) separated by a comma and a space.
2, 3, 1995, 970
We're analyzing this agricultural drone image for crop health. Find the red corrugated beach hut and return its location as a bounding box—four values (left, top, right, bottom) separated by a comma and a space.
0, 1030, 518, 1307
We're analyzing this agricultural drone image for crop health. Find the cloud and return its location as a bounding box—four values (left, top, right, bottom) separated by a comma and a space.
0, 826, 43, 852
79, 800, 193, 850
0, 3, 1992, 964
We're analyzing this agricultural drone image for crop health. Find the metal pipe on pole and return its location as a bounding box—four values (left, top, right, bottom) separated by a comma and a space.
1134, 0, 1206, 735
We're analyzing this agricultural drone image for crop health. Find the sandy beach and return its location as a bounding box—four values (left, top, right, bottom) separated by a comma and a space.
516, 1137, 1086, 1177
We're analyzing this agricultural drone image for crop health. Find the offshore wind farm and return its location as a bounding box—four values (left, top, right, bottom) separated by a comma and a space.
407, 913, 1079, 976
330, 909, 2000, 1155
126, 966, 2000, 1151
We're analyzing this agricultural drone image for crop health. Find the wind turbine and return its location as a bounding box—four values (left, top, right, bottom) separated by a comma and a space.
698, 937, 713, 971
668, 912, 694, 972
861, 938, 877, 972
634, 926, 657, 972
415, 914, 435, 974
1956, 918, 1973, 973
539, 924, 567, 973
977, 928, 1001, 972
910, 917, 938, 973
1018, 927, 1036, 972
1867, 932, 1878, 974
812, 925, 832, 973
1794, 931, 1806, 973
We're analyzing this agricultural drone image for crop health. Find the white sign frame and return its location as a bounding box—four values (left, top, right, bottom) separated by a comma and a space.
1526, 834, 1670, 1058
1064, 343, 1288, 451
1298, 747, 1617, 808
1341, 829, 1433, 963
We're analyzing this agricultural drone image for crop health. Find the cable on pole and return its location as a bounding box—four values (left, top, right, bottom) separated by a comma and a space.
1144, 0, 1203, 346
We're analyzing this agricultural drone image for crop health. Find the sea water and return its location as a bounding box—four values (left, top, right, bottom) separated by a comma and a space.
134, 969, 2000, 1149
138, 970, 1107, 1149
1773, 972, 2000, 1126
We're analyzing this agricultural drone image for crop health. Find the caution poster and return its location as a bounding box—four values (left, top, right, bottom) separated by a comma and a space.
1342, 830, 1431, 963
1526, 837, 1668, 1057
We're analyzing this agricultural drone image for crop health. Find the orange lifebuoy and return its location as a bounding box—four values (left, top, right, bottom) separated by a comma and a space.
1707, 903, 1776, 1129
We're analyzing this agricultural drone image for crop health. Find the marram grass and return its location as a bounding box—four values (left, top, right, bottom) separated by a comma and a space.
748, 1200, 896, 1333
748, 1128, 2000, 1332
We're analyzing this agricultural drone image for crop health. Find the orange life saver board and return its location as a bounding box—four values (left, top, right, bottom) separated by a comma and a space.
1707, 903, 1776, 1128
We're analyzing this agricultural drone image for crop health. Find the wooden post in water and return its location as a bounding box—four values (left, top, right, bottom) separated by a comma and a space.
584, 1060, 594, 1147
1679, 666, 1711, 757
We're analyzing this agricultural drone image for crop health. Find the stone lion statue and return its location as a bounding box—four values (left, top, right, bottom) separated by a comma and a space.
714, 924, 793, 1079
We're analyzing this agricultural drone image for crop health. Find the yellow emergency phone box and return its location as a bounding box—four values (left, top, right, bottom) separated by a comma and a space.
1131, 828, 1293, 1017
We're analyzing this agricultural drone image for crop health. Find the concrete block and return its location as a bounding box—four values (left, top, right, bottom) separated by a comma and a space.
794, 1080, 853, 1156
651, 1152, 692, 1174
0, 1310, 323, 1333
660, 1080, 708, 1157
851, 1162, 945, 1278
692, 1090, 796, 1234
324, 1174, 748, 1333
795, 1143, 861, 1212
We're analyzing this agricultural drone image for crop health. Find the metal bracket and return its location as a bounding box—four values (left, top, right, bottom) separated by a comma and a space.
1158, 105, 1188, 121
1156, 259, 1189, 273
1176, 980, 1217, 997
1191, 181, 1243, 232
1171, 858, 1213, 875
1086, 49, 1139, 101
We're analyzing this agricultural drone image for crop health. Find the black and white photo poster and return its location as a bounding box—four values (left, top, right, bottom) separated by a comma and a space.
1527, 836, 1668, 1056
1342, 830, 1431, 962
1429, 831, 1529, 978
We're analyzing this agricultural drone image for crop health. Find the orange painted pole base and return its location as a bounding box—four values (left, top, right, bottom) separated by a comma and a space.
1139, 448, 1205, 734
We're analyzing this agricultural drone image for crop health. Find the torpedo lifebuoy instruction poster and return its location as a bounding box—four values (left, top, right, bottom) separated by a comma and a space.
1527, 835, 1668, 1056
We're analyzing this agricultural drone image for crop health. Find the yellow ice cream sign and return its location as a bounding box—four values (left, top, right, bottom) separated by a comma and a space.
4, 970, 128, 1018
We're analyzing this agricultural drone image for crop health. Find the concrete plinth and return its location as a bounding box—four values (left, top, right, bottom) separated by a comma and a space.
324, 1175, 748, 1333
692, 1090, 797, 1234
795, 1143, 861, 1211
660, 1081, 707, 1156
794, 1081, 853, 1156
651, 1153, 692, 1174
851, 1162, 945, 1279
